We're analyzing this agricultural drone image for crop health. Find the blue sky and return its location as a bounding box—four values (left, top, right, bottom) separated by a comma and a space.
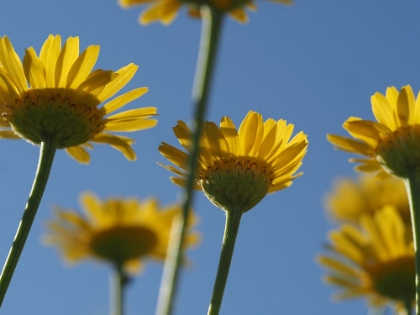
0, 0, 419, 314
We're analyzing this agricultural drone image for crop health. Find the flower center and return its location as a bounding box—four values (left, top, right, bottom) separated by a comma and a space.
367, 255, 415, 303
375, 126, 420, 178
90, 225, 158, 265
2, 88, 104, 148
199, 159, 273, 212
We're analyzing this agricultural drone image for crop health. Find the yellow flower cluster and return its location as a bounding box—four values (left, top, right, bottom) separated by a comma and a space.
119, 0, 292, 25
328, 86, 420, 179
44, 193, 199, 273
319, 175, 415, 311
159, 110, 308, 212
0, 35, 158, 164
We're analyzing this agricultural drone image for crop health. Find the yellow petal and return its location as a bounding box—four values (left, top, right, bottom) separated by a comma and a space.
228, 7, 248, 23
269, 0, 292, 4
119, 0, 153, 7
157, 162, 189, 178
0, 70, 19, 103
329, 228, 365, 265
170, 177, 202, 190
257, 122, 278, 160
324, 275, 361, 289
159, 0, 182, 23
76, 70, 116, 101
0, 130, 20, 139
351, 158, 381, 172
246, 1, 258, 11
0, 37, 27, 93
65, 146, 91, 164
55, 36, 79, 87
327, 134, 373, 156
40, 35, 62, 88
67, 45, 100, 89
371, 92, 396, 130
385, 86, 399, 110
124, 259, 144, 274
360, 215, 386, 261
333, 289, 369, 301
200, 122, 217, 163
96, 63, 138, 102
173, 120, 193, 152
105, 107, 157, 120
317, 255, 360, 278
23, 47, 46, 89
102, 87, 148, 115
270, 141, 307, 167
396, 86, 411, 127
238, 111, 259, 155
378, 206, 405, 256
54, 209, 91, 231
249, 113, 264, 156
93, 134, 136, 161
140, 1, 181, 25
220, 116, 239, 155
158, 142, 190, 171
205, 122, 229, 157
414, 90, 420, 125
80, 192, 106, 225
104, 116, 157, 132
268, 180, 293, 193
277, 121, 294, 151
403, 85, 416, 125
344, 120, 387, 147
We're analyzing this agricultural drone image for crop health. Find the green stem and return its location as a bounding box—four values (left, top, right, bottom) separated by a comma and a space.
111, 264, 128, 315
207, 209, 243, 315
0, 141, 57, 306
156, 6, 224, 315
405, 172, 420, 315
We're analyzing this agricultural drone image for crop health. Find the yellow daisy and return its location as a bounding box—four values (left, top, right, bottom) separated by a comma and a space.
119, 0, 292, 25
0, 35, 157, 164
318, 206, 415, 311
325, 175, 410, 226
158, 110, 308, 212
44, 193, 200, 273
328, 85, 420, 178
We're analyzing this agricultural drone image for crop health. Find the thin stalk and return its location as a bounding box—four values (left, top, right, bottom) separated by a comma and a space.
0, 141, 57, 306
111, 264, 128, 315
404, 172, 420, 315
155, 6, 224, 315
207, 209, 243, 315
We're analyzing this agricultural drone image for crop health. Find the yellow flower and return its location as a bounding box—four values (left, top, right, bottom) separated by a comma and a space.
0, 35, 158, 164
159, 110, 308, 212
328, 85, 420, 178
44, 193, 200, 273
119, 0, 292, 25
325, 175, 410, 226
318, 206, 415, 310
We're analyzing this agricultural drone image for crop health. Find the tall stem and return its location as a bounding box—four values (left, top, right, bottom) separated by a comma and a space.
207, 209, 243, 315
156, 6, 224, 315
111, 264, 128, 315
405, 172, 420, 315
0, 141, 57, 306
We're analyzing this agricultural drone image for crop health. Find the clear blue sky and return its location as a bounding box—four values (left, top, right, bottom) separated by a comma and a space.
0, 0, 419, 314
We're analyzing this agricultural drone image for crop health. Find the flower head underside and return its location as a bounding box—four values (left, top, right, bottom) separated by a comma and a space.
0, 35, 158, 163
